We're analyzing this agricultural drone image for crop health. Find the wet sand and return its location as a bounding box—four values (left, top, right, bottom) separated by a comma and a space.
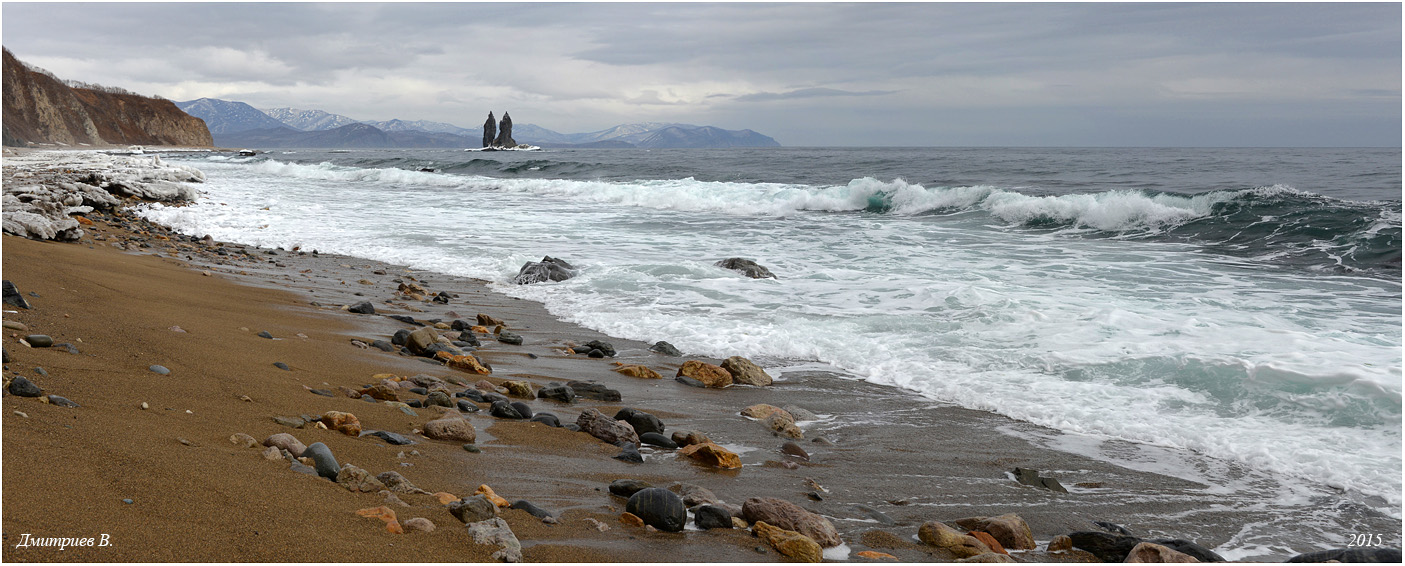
3, 151, 1398, 562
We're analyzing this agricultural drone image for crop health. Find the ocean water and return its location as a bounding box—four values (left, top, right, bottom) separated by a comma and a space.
142, 147, 1402, 521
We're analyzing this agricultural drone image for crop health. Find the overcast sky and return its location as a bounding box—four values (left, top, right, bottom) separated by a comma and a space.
2, 2, 1400, 146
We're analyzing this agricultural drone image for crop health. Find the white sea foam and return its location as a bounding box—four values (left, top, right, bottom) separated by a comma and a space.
142, 156, 1403, 514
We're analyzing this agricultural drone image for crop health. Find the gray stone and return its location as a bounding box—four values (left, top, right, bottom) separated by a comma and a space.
512, 256, 576, 285
3, 280, 31, 309
301, 442, 340, 480
370, 339, 394, 352
509, 500, 553, 520
425, 391, 454, 408
465, 517, 522, 563
537, 384, 575, 403
576, 408, 640, 448
263, 433, 307, 456
639, 432, 677, 449
46, 395, 79, 408
257, 331, 273, 339
348, 301, 375, 314
24, 335, 53, 348
376, 471, 425, 494
609, 479, 653, 498
149, 365, 170, 375
451, 494, 499, 523
693, 504, 734, 529
496, 331, 523, 345
626, 488, 687, 532
565, 381, 620, 401
613, 446, 644, 463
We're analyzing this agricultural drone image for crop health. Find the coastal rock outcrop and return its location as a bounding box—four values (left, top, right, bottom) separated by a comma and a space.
482, 112, 497, 148
492, 112, 517, 148
512, 256, 576, 284
715, 257, 777, 279
3, 152, 204, 241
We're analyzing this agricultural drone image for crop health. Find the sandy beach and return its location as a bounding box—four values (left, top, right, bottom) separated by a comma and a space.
2, 149, 1398, 563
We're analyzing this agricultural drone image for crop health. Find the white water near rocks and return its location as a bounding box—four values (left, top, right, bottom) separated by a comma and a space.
137, 149, 1402, 537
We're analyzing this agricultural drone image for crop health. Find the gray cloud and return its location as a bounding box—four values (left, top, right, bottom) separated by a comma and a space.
1, 2, 1397, 146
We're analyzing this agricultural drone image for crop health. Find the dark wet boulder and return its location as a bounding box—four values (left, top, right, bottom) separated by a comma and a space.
693, 504, 734, 529
1148, 538, 1225, 562
482, 112, 497, 148
512, 256, 576, 284
715, 257, 777, 279
1287, 548, 1402, 563
509, 401, 533, 419
626, 488, 687, 532
572, 339, 616, 357
537, 384, 576, 403
608, 479, 652, 498
613, 445, 644, 463
510, 500, 553, 520
360, 430, 417, 445
566, 380, 621, 402
639, 432, 677, 449
529, 412, 561, 427
576, 408, 639, 448
497, 331, 523, 345
1069, 531, 1142, 563
450, 494, 497, 523
3, 280, 31, 309
8, 376, 42, 397
489, 400, 525, 419
649, 340, 682, 356
348, 301, 375, 314
391, 328, 412, 346
613, 408, 665, 436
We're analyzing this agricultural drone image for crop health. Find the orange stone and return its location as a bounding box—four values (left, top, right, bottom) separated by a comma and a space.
970, 531, 1008, 555
475, 484, 511, 508
74, 216, 93, 225
856, 551, 898, 561
470, 325, 490, 334
678, 442, 742, 469
433, 492, 459, 505
358, 384, 400, 401
677, 360, 732, 388
356, 506, 397, 521
385, 519, 404, 534
619, 512, 645, 528
321, 411, 362, 436
437, 351, 492, 374
613, 365, 662, 379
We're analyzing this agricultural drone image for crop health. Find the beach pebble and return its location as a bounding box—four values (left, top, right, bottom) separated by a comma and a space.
272, 362, 291, 371
261, 446, 283, 461
608, 479, 653, 498
321, 411, 362, 436
308, 388, 334, 397
376, 471, 424, 494
262, 433, 307, 457
424, 391, 453, 407
301, 443, 339, 480
626, 488, 686, 532
336, 464, 386, 493
456, 399, 479, 413
509, 500, 553, 520
423, 416, 476, 443
496, 331, 523, 345
370, 339, 394, 352
348, 301, 376, 314
140, 402, 149, 410
272, 415, 305, 428
678, 442, 741, 469
462, 444, 481, 453
7, 376, 42, 397
13, 410, 28, 418
1047, 535, 1074, 552
403, 517, 435, 533
671, 430, 711, 447
919, 521, 993, 558
2, 320, 27, 331
450, 494, 498, 523
614, 408, 665, 436
122, 499, 134, 505
502, 380, 534, 398
781, 441, 810, 460
229, 433, 259, 448
720, 356, 773, 386
694, 505, 735, 530
360, 430, 418, 446
613, 365, 662, 379
649, 340, 682, 356
24, 335, 53, 348
257, 331, 274, 339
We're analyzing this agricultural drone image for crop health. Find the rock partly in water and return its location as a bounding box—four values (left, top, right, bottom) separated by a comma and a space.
537, 384, 575, 403
613, 364, 662, 379
671, 430, 711, 447
715, 257, 777, 279
742, 497, 841, 548
566, 380, 621, 401
694, 504, 735, 530
613, 445, 644, 463
1146, 539, 1225, 562
512, 256, 576, 285
576, 408, 640, 448
639, 431, 678, 449
919, 521, 993, 559
649, 340, 682, 356
720, 356, 773, 386
348, 301, 375, 314
509, 500, 554, 520
489, 400, 525, 419
966, 514, 1036, 550
1068, 531, 1143, 563
679, 442, 742, 469
677, 360, 732, 388
625, 488, 687, 532
753, 521, 823, 562
1125, 542, 1201, 563
613, 408, 665, 436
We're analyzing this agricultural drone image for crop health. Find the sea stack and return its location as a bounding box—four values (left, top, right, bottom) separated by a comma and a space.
482, 112, 496, 148
493, 112, 516, 148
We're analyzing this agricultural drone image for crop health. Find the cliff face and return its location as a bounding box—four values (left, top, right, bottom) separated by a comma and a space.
2, 48, 212, 147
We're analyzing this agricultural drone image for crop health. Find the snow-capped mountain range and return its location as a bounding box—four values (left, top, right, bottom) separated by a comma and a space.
175, 98, 780, 148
